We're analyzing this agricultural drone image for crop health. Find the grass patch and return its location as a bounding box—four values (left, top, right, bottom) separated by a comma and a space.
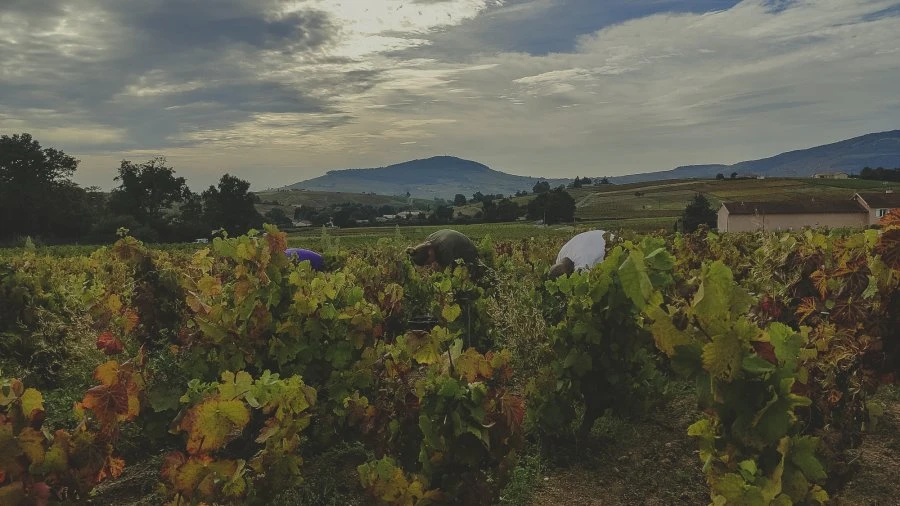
496, 452, 545, 506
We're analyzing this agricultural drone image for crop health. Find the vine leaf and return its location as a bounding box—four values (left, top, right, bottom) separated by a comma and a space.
96, 332, 125, 355
702, 334, 744, 380
178, 398, 250, 454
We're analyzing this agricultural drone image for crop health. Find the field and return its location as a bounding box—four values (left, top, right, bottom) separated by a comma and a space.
2, 212, 900, 505
452, 177, 900, 227
254, 189, 436, 218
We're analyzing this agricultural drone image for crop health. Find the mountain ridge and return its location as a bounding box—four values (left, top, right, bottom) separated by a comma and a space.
611, 130, 900, 184
281, 130, 900, 198
282, 155, 571, 199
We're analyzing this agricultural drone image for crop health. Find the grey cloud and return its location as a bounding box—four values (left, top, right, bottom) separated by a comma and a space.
0, 0, 345, 152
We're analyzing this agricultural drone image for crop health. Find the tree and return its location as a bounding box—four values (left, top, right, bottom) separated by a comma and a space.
495, 199, 522, 222
171, 191, 208, 241
532, 181, 551, 194
202, 174, 263, 236
471, 192, 485, 203
431, 205, 454, 223
682, 193, 717, 232
264, 207, 293, 228
599, 177, 611, 185
0, 133, 93, 242
730, 172, 738, 179
716, 173, 725, 180
581, 177, 592, 185
572, 177, 583, 188
527, 188, 576, 224
108, 157, 188, 224
453, 194, 467, 206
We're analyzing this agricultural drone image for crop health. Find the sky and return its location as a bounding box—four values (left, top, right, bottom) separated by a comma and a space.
2, 0, 899, 190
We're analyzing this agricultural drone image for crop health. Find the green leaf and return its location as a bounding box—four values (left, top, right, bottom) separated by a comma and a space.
618, 250, 652, 309
738, 460, 758, 482
442, 303, 462, 323
645, 247, 675, 272
693, 261, 733, 320
702, 334, 745, 380
646, 306, 693, 357
790, 436, 827, 482
742, 355, 776, 375
768, 323, 804, 370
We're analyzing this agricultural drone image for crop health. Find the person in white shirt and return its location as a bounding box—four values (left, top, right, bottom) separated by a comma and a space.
548, 230, 608, 279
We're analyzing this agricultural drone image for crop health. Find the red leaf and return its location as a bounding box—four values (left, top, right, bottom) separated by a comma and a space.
82, 383, 130, 431
501, 394, 525, 434
96, 332, 124, 355
752, 341, 778, 365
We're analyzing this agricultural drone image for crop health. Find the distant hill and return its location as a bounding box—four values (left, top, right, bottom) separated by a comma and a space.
612, 130, 900, 184
280, 156, 570, 199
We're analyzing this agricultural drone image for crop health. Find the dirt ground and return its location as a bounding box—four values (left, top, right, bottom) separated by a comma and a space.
531, 387, 900, 506
530, 392, 707, 506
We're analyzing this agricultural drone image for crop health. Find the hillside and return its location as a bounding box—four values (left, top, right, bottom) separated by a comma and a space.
280, 156, 570, 199
612, 130, 900, 184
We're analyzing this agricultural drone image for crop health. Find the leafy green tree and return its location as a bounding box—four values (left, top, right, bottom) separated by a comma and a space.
716, 173, 725, 180
171, 191, 208, 241
471, 192, 485, 203
202, 174, 263, 236
453, 194, 467, 206
108, 157, 188, 225
572, 177, 583, 188
264, 207, 293, 228
730, 172, 738, 179
527, 188, 575, 224
682, 193, 717, 232
532, 181, 551, 194
0, 133, 95, 242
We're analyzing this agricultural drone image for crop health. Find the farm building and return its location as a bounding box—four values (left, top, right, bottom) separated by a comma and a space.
717, 199, 868, 232
718, 191, 900, 232
854, 191, 900, 225
812, 172, 850, 179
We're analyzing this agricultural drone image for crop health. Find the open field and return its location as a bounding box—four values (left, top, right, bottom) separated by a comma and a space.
454, 177, 900, 224
254, 188, 436, 217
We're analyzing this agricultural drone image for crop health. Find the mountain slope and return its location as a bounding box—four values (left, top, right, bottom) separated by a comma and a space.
612, 130, 900, 184
281, 156, 569, 199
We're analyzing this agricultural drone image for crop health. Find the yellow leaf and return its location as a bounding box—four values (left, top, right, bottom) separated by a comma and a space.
107, 294, 123, 313
94, 361, 120, 386
17, 427, 46, 465
179, 398, 251, 454
20, 388, 44, 422
441, 304, 462, 323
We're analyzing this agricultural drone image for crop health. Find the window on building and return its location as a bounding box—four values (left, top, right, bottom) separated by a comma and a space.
877, 208, 888, 218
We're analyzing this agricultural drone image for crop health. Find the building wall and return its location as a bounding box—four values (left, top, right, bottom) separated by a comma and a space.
854, 195, 895, 225
717, 206, 730, 232
724, 212, 867, 232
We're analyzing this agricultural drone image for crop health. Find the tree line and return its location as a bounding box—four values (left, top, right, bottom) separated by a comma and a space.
857, 166, 900, 182
1, 133, 585, 244
1, 133, 263, 244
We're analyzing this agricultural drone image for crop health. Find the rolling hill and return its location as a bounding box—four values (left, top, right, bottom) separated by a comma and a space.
280, 156, 570, 199
612, 130, 900, 184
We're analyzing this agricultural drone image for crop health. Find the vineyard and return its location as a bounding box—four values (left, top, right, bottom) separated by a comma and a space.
1, 215, 899, 506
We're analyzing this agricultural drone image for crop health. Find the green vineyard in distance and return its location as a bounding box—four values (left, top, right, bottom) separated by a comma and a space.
1, 215, 899, 505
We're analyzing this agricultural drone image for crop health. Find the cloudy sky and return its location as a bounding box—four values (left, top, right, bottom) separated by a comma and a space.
2, 0, 899, 190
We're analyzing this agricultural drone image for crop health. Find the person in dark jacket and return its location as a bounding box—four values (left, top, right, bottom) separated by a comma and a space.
407, 229, 478, 269
284, 248, 325, 271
